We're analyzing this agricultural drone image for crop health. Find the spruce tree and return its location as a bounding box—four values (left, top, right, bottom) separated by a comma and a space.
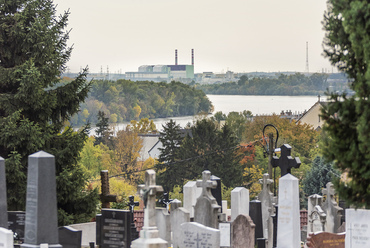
321, 0, 370, 207
0, 0, 98, 224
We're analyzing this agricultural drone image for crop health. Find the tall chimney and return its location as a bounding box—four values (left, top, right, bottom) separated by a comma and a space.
191, 49, 194, 66
175, 49, 178, 65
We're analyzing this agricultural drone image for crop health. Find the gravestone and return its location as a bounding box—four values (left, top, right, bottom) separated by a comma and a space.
272, 144, 301, 176
231, 187, 249, 222
156, 208, 171, 243
257, 173, 273, 242
58, 226, 82, 248
271, 205, 278, 248
231, 214, 255, 248
100, 209, 131, 248
100, 170, 117, 208
21, 151, 61, 248
183, 181, 202, 219
179, 222, 220, 248
219, 222, 231, 247
194, 170, 220, 229
0, 157, 7, 229
131, 170, 167, 248
170, 200, 190, 248
276, 174, 300, 248
127, 196, 139, 241
8, 211, 25, 244
307, 194, 326, 234
211, 175, 222, 212
249, 200, 264, 246
345, 209, 370, 248
96, 214, 102, 246
306, 232, 345, 248
0, 227, 13, 248
322, 182, 343, 233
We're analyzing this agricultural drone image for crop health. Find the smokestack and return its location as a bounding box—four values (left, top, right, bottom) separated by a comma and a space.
175, 49, 178, 65
191, 49, 194, 66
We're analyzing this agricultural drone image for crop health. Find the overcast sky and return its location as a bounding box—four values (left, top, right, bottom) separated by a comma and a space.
53, 0, 333, 74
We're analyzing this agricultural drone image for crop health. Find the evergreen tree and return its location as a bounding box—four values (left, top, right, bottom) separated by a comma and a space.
303, 156, 336, 196
94, 110, 112, 147
321, 0, 370, 207
0, 0, 98, 224
156, 120, 184, 191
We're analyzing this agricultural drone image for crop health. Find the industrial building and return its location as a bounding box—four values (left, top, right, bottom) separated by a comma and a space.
125, 49, 195, 82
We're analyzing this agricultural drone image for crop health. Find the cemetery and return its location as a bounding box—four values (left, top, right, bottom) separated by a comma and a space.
0, 146, 368, 248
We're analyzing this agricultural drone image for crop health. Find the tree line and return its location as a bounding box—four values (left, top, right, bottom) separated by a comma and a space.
195, 73, 329, 95
69, 79, 213, 126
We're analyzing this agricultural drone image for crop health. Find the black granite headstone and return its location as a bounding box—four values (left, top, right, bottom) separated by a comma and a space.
272, 205, 278, 248
8, 211, 25, 244
210, 175, 222, 212
96, 214, 102, 246
58, 226, 82, 248
249, 200, 264, 244
100, 209, 132, 248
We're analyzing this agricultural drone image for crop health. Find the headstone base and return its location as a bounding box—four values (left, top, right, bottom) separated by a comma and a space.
131, 228, 167, 248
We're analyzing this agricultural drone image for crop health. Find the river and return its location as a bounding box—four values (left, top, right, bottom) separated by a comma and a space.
101, 95, 323, 134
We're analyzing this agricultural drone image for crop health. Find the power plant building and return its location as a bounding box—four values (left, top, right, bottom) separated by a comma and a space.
125, 49, 194, 82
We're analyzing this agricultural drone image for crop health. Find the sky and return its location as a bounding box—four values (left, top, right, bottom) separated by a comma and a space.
53, 0, 333, 74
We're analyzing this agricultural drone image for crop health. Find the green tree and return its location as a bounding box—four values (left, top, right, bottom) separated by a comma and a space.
321, 0, 370, 207
156, 120, 184, 191
95, 111, 112, 147
303, 156, 336, 196
0, 0, 98, 224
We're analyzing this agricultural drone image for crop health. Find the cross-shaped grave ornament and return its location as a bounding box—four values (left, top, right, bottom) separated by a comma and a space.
259, 173, 273, 193
137, 169, 163, 228
196, 170, 217, 200
272, 144, 301, 176
159, 192, 173, 211
322, 182, 336, 200
128, 195, 139, 213
100, 170, 117, 208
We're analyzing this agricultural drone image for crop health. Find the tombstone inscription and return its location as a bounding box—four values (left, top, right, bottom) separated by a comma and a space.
8, 211, 25, 244
306, 232, 345, 248
345, 209, 370, 248
100, 209, 131, 248
179, 222, 220, 248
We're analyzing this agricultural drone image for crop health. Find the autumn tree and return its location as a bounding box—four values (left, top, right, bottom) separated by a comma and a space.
0, 0, 98, 224
321, 0, 370, 207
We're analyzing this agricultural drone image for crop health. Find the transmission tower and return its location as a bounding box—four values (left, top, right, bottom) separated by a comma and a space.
305, 42, 309, 73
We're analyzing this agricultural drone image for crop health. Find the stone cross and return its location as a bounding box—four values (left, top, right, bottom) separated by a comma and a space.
0, 157, 8, 229
196, 170, 217, 199
128, 195, 139, 213
272, 144, 301, 176
100, 170, 117, 208
259, 173, 273, 192
137, 169, 163, 228
322, 182, 343, 233
257, 173, 273, 240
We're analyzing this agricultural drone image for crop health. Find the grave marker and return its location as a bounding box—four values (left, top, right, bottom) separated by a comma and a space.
306, 232, 345, 248
345, 209, 370, 248
170, 201, 190, 248
231, 187, 249, 222
8, 211, 25, 244
219, 222, 231, 247
231, 214, 255, 248
276, 174, 300, 248
250, 200, 265, 246
131, 170, 167, 248
258, 173, 273, 241
21, 151, 61, 248
156, 208, 171, 243
194, 170, 220, 229
322, 182, 343, 233
179, 222, 220, 248
183, 181, 202, 219
307, 194, 326, 234
0, 227, 13, 248
272, 144, 301, 176
58, 226, 82, 248
100, 170, 117, 208
100, 209, 131, 248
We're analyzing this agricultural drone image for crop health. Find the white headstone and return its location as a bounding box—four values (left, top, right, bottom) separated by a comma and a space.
276, 173, 301, 248
322, 182, 343, 233
307, 194, 326, 235
179, 222, 220, 248
170, 207, 190, 248
345, 209, 370, 248
156, 208, 171, 243
0, 227, 13, 248
219, 223, 231, 247
258, 173, 274, 242
231, 187, 249, 222
183, 181, 202, 218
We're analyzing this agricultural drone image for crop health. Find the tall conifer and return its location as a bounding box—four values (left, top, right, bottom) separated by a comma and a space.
0, 0, 98, 224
